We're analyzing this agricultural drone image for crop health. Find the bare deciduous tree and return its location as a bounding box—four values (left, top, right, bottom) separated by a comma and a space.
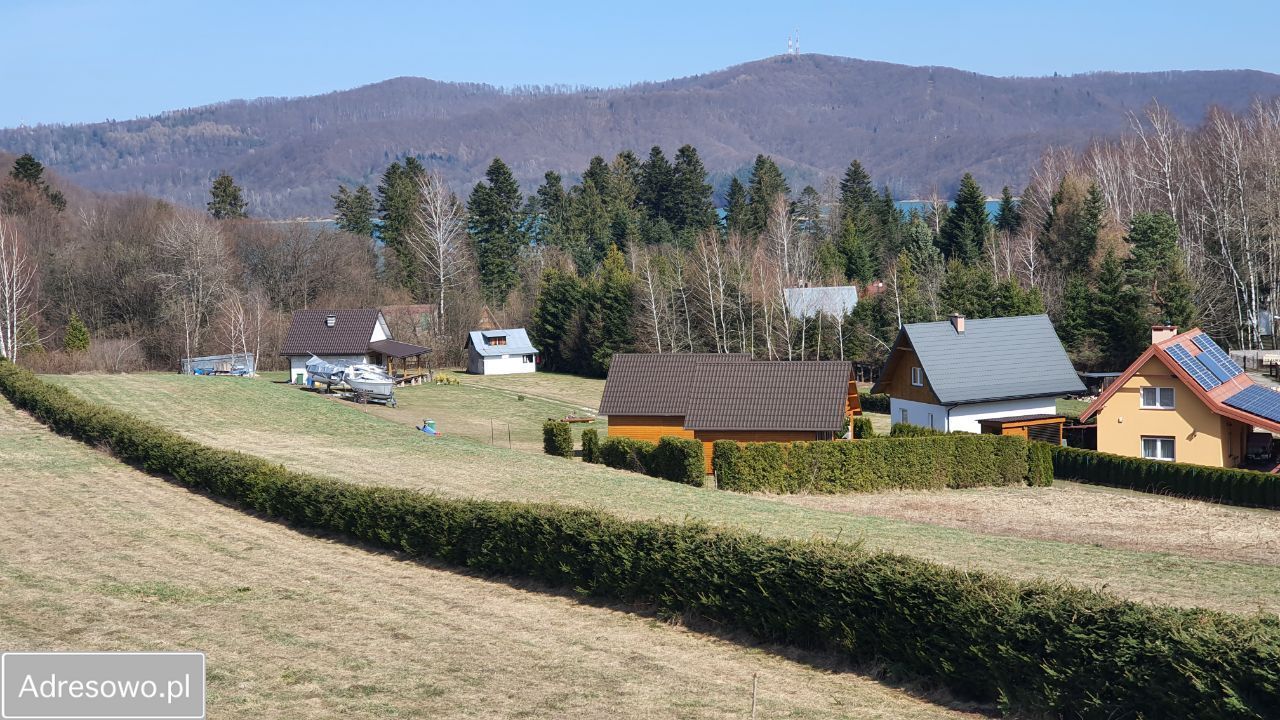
409, 171, 471, 330
155, 213, 229, 365
0, 215, 37, 361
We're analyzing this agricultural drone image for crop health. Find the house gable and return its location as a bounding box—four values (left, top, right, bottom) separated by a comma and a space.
871, 330, 941, 405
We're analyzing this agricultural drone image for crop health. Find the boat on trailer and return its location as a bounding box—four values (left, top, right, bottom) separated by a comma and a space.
305, 356, 397, 406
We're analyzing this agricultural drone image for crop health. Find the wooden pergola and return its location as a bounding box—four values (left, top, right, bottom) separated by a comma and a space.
368, 339, 432, 385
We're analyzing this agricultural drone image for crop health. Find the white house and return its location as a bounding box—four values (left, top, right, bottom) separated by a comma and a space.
465, 328, 537, 375
784, 285, 859, 319
871, 314, 1084, 433
280, 308, 430, 384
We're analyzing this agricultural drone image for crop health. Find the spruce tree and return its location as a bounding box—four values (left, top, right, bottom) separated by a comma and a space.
1092, 251, 1147, 368
207, 172, 248, 219
837, 219, 874, 283
670, 144, 716, 236
638, 146, 674, 225
724, 177, 748, 235
839, 160, 878, 220
940, 261, 997, 318
533, 171, 568, 247
63, 311, 90, 352
332, 184, 376, 236
1057, 275, 1095, 359
467, 157, 524, 303
8, 153, 65, 211
530, 268, 586, 372
377, 159, 426, 290
586, 244, 635, 376
994, 186, 1020, 233
937, 173, 989, 263
744, 155, 789, 235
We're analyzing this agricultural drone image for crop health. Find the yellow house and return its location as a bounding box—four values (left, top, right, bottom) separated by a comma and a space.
1080, 326, 1280, 467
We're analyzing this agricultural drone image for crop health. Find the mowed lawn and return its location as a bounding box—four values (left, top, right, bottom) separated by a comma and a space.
0, 397, 981, 720
47, 373, 1280, 615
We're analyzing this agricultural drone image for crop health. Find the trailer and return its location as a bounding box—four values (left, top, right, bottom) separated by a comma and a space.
181, 352, 255, 376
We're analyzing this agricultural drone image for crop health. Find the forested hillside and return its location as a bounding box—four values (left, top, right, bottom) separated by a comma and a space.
4, 54, 1280, 218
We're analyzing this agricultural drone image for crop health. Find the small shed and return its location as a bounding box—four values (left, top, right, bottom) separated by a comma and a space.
978, 415, 1066, 444
464, 328, 538, 375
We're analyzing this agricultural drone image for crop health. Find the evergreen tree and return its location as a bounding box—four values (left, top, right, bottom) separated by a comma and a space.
992, 279, 1044, 317
937, 173, 989, 262
669, 145, 716, 236
63, 311, 90, 352
795, 186, 824, 240
585, 244, 635, 376
207, 172, 248, 219
1092, 251, 1147, 368
638, 146, 674, 225
838, 160, 878, 220
902, 214, 941, 270
994, 186, 1020, 233
377, 159, 426, 290
744, 155, 790, 235
532, 171, 569, 247
724, 177, 749, 235
467, 158, 524, 303
940, 261, 997, 318
1160, 258, 1197, 330
332, 184, 376, 236
1043, 179, 1106, 270
1126, 212, 1196, 330
530, 268, 586, 372
583, 156, 612, 200
564, 177, 611, 270
9, 153, 66, 211
837, 219, 874, 283
814, 240, 846, 282
888, 252, 927, 327
1057, 276, 1094, 354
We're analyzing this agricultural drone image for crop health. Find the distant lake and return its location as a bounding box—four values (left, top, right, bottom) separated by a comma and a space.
895, 199, 1004, 220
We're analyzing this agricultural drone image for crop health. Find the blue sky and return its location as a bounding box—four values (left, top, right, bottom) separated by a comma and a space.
3, 0, 1277, 127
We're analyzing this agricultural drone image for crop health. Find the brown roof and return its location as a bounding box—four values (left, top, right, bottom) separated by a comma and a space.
683, 360, 852, 432
369, 339, 431, 358
598, 353, 751, 416
977, 414, 1064, 426
280, 309, 381, 356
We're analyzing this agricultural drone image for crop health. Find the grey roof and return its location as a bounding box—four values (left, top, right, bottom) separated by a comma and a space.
598, 353, 752, 416
683, 361, 851, 432
466, 328, 537, 357
889, 314, 1084, 404
784, 286, 859, 318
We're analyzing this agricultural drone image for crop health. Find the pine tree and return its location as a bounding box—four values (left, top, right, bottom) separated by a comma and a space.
994, 186, 1020, 233
207, 172, 248, 219
724, 177, 749, 235
8, 154, 66, 212
745, 155, 789, 235
467, 157, 524, 303
638, 146, 674, 225
585, 244, 635, 376
332, 184, 376, 236
63, 311, 90, 352
669, 144, 716, 236
937, 173, 989, 262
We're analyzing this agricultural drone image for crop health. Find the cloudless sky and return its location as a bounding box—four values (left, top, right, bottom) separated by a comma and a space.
3, 0, 1278, 127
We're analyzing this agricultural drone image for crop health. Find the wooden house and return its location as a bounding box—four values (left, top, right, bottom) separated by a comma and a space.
1080, 326, 1280, 467
280, 309, 430, 385
872, 313, 1084, 433
598, 354, 858, 473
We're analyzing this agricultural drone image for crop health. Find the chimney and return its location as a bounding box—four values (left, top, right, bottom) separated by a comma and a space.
1151, 324, 1178, 344
949, 313, 965, 335
325, 314, 336, 328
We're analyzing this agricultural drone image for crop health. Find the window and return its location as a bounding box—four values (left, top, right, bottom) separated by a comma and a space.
928, 413, 936, 429
1140, 387, 1175, 409
1141, 436, 1175, 462
910, 367, 924, 387
899, 408, 908, 425
522, 354, 534, 364
485, 335, 507, 346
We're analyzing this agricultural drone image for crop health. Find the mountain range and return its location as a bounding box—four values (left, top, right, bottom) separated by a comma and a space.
5, 54, 1280, 219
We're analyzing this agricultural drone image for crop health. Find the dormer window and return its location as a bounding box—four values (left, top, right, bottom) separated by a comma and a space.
325, 314, 336, 327
485, 335, 507, 346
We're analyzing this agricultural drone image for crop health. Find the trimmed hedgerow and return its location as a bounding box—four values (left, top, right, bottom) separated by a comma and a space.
1027, 442, 1054, 487
600, 435, 703, 485
889, 422, 951, 437
851, 416, 875, 439
542, 420, 573, 458
1050, 444, 1280, 509
580, 428, 601, 464
858, 391, 889, 413
2, 361, 1278, 719
715, 435, 1036, 494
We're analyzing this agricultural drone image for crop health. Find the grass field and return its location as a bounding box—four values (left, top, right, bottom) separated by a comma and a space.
45, 373, 1280, 614
0, 396, 982, 719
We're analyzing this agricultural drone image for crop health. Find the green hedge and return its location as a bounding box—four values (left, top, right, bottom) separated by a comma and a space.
542, 420, 573, 458
858, 391, 889, 413
851, 416, 875, 439
3, 361, 1279, 718
599, 435, 704, 485
1027, 442, 1054, 487
580, 428, 600, 464
1050, 445, 1280, 509
889, 422, 951, 437
715, 435, 1037, 493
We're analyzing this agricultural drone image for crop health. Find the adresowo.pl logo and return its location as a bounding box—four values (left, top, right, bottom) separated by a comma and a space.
1, 653, 205, 720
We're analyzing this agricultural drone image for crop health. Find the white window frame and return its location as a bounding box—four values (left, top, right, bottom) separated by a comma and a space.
910, 366, 924, 387
899, 408, 908, 425
928, 412, 936, 429
522, 354, 534, 364
1141, 436, 1176, 462
1140, 386, 1175, 410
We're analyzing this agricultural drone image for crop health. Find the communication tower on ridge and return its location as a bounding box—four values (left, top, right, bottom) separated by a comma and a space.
786, 31, 800, 56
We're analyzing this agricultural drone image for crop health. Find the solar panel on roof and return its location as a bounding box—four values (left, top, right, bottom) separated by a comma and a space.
1166, 344, 1221, 390
1224, 384, 1280, 423
1192, 334, 1244, 378
1197, 354, 1233, 383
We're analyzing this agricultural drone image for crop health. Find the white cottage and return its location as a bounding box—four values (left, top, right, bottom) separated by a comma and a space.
871, 314, 1084, 433
464, 328, 537, 375
280, 308, 430, 384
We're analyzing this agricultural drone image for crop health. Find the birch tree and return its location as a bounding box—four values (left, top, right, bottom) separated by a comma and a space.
0, 215, 36, 361
155, 214, 229, 364
410, 171, 471, 330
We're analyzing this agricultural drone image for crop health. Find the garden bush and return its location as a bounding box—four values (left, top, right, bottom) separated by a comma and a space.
851, 416, 875, 439
1050, 444, 1280, 508
2, 360, 1277, 719
580, 428, 600, 463
715, 434, 1037, 493
889, 422, 949, 437
599, 435, 703, 485
542, 420, 573, 458
858, 391, 889, 413
1027, 441, 1054, 487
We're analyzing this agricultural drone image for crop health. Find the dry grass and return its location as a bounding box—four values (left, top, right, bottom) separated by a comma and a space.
0, 398, 982, 719
776, 481, 1280, 567
441, 369, 605, 411
44, 373, 1280, 614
